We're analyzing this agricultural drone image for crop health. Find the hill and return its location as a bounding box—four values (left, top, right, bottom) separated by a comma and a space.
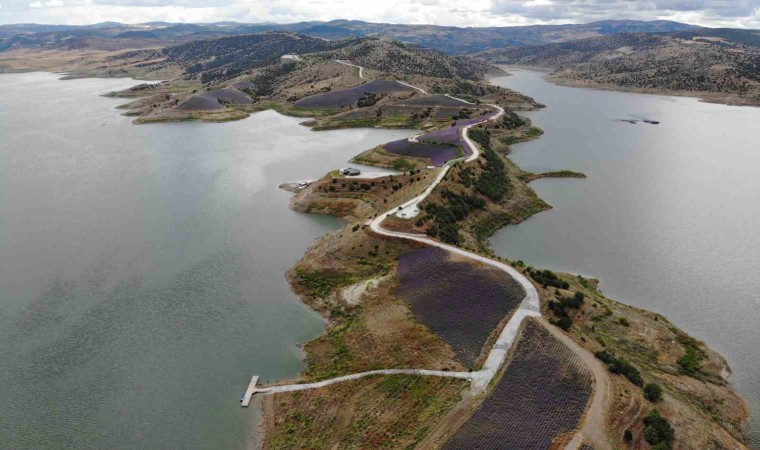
99, 32, 538, 124
0, 19, 699, 54
476, 29, 760, 105
110, 33, 498, 85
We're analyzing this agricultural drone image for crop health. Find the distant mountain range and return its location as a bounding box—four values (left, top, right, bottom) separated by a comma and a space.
2, 19, 756, 105
476, 28, 760, 105
0, 19, 700, 54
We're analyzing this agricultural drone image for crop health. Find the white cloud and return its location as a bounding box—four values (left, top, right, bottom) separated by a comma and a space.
29, 0, 62, 7
0, 0, 758, 27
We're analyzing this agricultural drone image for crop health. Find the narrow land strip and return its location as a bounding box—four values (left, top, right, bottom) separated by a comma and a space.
261, 63, 611, 449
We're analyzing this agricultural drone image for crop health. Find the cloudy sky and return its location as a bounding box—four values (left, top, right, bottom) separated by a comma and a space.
1, 0, 758, 28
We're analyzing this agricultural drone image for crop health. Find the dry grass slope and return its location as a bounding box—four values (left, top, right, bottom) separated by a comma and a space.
262, 374, 467, 449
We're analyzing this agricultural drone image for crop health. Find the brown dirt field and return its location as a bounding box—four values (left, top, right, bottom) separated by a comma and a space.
290, 169, 439, 221
301, 275, 464, 382
271, 61, 363, 102
351, 146, 431, 170
261, 375, 468, 450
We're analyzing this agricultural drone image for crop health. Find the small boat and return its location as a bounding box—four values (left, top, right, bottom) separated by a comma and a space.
240, 394, 246, 402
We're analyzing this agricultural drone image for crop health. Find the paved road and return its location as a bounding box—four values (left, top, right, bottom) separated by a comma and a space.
334, 59, 364, 79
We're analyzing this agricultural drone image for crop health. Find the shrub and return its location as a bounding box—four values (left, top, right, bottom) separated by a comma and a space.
423, 189, 486, 244
677, 349, 702, 377
475, 146, 509, 201
295, 268, 332, 299
392, 157, 415, 172
555, 316, 572, 331
644, 383, 663, 402
619, 317, 630, 327
674, 332, 706, 377
595, 351, 643, 386
643, 410, 674, 449
624, 429, 633, 442
527, 268, 570, 289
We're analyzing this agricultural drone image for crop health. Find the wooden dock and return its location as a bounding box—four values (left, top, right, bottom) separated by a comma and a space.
240, 375, 259, 407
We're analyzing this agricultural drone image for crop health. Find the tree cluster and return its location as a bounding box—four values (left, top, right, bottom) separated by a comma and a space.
594, 350, 644, 387
423, 189, 485, 244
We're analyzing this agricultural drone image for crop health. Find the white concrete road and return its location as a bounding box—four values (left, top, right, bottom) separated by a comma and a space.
263, 101, 530, 397
264, 63, 608, 449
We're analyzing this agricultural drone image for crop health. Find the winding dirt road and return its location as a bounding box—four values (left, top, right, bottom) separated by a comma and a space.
265, 61, 611, 449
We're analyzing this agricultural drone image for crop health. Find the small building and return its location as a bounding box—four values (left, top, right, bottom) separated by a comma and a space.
342, 167, 361, 176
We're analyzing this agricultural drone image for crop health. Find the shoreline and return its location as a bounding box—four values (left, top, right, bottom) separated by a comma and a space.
497, 65, 760, 108
269, 70, 750, 448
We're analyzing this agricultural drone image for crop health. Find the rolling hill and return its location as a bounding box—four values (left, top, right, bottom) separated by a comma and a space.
476, 29, 760, 105
0, 19, 699, 54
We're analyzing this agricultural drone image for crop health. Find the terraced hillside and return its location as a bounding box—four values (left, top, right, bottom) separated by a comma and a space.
443, 318, 593, 449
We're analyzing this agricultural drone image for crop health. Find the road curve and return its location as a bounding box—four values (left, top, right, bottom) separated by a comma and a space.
334, 59, 364, 79
264, 99, 542, 396
538, 316, 612, 450
265, 64, 609, 448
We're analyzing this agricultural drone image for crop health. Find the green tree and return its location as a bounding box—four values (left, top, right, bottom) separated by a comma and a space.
643, 410, 674, 449
643, 383, 663, 402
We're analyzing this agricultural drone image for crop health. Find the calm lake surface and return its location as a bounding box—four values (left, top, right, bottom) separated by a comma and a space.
0, 72, 411, 449
491, 68, 760, 445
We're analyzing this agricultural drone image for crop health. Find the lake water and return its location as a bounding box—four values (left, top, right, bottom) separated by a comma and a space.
491, 68, 760, 446
0, 72, 412, 449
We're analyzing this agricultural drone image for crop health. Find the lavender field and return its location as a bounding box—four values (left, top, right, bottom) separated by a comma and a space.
177, 87, 251, 110
394, 247, 524, 368
384, 110, 498, 163
383, 139, 460, 166
293, 80, 413, 109
444, 319, 593, 449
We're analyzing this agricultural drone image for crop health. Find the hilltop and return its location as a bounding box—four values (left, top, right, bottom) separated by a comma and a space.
476, 28, 760, 105
116, 33, 497, 84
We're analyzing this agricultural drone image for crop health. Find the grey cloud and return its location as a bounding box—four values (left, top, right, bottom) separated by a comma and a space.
491, 0, 757, 21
